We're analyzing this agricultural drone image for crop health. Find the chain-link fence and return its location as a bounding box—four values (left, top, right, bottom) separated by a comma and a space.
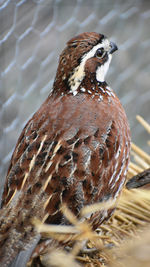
0, 0, 150, 192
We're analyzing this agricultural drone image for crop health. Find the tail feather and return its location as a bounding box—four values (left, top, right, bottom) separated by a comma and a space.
0, 206, 40, 267
8, 236, 40, 267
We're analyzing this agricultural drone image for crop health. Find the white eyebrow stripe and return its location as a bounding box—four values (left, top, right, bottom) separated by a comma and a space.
68, 39, 110, 94
81, 39, 110, 62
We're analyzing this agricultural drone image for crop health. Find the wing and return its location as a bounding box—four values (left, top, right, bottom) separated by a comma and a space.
1, 93, 130, 225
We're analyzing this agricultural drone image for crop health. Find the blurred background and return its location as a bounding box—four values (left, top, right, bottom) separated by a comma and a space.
0, 0, 150, 192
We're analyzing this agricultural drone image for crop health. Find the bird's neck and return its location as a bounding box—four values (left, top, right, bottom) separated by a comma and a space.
52, 73, 115, 100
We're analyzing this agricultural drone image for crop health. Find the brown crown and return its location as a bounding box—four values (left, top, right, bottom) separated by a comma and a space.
53, 32, 105, 91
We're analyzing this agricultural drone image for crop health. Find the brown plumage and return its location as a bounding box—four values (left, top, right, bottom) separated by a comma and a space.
126, 168, 150, 189
0, 32, 131, 266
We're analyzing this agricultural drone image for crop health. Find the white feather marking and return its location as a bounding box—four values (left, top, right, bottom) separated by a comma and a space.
45, 140, 62, 172
69, 39, 111, 94
96, 54, 112, 82
110, 164, 124, 190
80, 87, 86, 92
115, 145, 121, 159
114, 177, 126, 199
43, 195, 52, 210
21, 172, 30, 189
108, 161, 118, 185
20, 135, 48, 190
43, 174, 52, 192
28, 135, 47, 172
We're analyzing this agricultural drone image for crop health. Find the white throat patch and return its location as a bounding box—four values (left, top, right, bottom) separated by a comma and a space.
68, 39, 111, 95
96, 54, 112, 82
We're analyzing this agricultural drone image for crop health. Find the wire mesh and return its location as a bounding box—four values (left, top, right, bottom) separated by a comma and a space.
0, 0, 150, 191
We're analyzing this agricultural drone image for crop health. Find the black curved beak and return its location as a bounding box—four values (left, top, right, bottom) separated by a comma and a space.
110, 41, 118, 54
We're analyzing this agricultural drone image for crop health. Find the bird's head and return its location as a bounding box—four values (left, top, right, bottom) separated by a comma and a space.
54, 32, 118, 94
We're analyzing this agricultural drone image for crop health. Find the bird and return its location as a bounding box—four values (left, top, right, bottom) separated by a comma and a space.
126, 168, 150, 189
0, 32, 131, 266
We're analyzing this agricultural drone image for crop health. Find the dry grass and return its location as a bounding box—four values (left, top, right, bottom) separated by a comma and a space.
31, 115, 150, 267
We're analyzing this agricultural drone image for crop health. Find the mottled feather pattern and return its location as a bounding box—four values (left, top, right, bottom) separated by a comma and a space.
1, 92, 130, 228
0, 32, 130, 266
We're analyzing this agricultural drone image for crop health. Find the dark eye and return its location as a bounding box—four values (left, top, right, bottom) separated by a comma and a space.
95, 48, 105, 58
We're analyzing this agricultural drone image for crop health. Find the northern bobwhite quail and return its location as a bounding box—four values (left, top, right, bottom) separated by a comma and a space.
0, 32, 131, 266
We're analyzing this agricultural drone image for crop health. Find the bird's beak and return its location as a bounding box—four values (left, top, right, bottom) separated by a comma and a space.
110, 41, 118, 54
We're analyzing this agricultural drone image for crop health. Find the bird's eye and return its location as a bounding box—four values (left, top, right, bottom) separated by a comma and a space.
95, 48, 105, 59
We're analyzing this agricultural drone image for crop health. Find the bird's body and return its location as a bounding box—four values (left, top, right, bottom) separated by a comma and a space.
0, 32, 130, 266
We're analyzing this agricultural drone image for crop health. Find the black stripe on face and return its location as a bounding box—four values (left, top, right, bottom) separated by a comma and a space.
77, 56, 82, 65
77, 35, 105, 66
98, 34, 105, 44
